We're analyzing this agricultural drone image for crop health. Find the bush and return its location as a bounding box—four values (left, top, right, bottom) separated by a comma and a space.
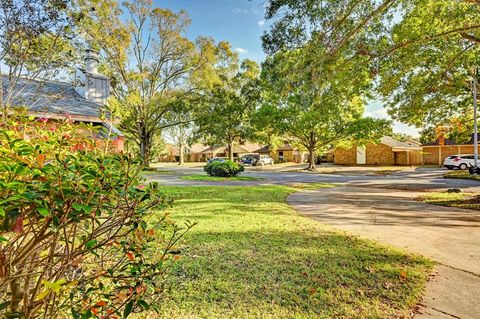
0, 115, 194, 318
204, 160, 244, 177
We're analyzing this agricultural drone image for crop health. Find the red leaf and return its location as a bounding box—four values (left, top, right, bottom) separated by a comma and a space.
12, 217, 24, 234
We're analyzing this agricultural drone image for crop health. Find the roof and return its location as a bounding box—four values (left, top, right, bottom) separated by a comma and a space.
2, 75, 104, 122
380, 136, 421, 150
189, 143, 208, 153
201, 144, 251, 154
254, 143, 297, 153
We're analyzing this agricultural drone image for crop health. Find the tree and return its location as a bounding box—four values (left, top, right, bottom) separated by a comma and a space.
196, 44, 261, 161
0, 0, 77, 121
260, 48, 391, 170
376, 0, 480, 127
163, 111, 196, 165
262, 1, 480, 130
79, 0, 217, 166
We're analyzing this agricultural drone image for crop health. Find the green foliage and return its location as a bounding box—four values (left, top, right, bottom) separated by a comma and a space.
260, 48, 391, 169
204, 160, 245, 177
79, 0, 220, 166
377, 0, 480, 127
0, 115, 193, 318
195, 45, 262, 160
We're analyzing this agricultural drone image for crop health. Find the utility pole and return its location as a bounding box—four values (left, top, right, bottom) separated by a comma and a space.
474, 67, 478, 169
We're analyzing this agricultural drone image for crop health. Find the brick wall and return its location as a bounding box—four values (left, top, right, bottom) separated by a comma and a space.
334, 147, 357, 165
422, 145, 475, 165
366, 143, 394, 165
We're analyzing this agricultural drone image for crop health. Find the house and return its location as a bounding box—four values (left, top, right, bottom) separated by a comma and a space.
2, 49, 124, 151
201, 142, 261, 160
254, 143, 307, 163
334, 136, 422, 166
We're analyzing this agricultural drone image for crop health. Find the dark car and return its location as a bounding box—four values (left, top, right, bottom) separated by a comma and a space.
207, 157, 228, 164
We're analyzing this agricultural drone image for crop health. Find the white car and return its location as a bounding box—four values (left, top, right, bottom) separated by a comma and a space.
254, 155, 274, 166
443, 154, 475, 170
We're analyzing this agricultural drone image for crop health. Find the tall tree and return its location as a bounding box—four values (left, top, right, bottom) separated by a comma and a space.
196, 44, 261, 161
376, 0, 480, 127
0, 0, 77, 121
262, 0, 480, 129
163, 109, 196, 165
79, 0, 217, 166
260, 48, 391, 170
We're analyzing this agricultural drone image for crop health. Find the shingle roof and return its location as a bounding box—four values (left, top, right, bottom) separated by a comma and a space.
380, 136, 421, 149
2, 75, 103, 121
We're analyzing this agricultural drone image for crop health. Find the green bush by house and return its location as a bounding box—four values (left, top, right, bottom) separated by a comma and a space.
204, 160, 245, 177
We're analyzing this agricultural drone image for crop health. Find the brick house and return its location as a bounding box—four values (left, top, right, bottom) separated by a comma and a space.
254, 143, 307, 163
3, 49, 124, 151
334, 136, 422, 166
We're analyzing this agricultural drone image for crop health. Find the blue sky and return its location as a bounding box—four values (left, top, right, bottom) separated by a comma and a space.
156, 0, 419, 137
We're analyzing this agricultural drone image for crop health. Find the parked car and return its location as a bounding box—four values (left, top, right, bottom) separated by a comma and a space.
443, 154, 475, 170
207, 157, 228, 164
254, 155, 274, 166
240, 154, 257, 165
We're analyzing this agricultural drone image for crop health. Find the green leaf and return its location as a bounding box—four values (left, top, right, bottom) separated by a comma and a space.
37, 207, 50, 217
123, 300, 134, 318
0, 236, 8, 243
85, 240, 97, 249
0, 301, 10, 311
137, 300, 149, 310
0, 207, 4, 217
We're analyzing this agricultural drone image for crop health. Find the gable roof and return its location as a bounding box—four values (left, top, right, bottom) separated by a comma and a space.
2, 75, 104, 122
380, 136, 421, 150
254, 143, 297, 153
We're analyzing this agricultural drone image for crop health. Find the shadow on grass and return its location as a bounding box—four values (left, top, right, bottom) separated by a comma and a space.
158, 185, 433, 319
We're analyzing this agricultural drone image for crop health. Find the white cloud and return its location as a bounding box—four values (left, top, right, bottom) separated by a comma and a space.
364, 107, 419, 137
234, 47, 248, 54
233, 8, 248, 14
258, 20, 265, 28
364, 108, 388, 119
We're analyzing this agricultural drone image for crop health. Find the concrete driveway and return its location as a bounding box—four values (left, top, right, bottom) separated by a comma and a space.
288, 186, 480, 319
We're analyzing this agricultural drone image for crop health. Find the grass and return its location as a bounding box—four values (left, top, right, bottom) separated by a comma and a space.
157, 185, 433, 319
444, 170, 480, 181
421, 191, 480, 210
179, 174, 261, 181
141, 169, 174, 175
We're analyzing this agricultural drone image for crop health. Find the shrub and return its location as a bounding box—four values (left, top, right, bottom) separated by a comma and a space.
0, 115, 194, 318
204, 160, 245, 177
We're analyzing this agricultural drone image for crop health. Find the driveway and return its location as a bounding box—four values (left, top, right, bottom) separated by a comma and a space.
288, 186, 480, 319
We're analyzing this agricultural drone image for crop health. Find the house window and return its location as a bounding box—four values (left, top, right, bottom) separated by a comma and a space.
278, 151, 284, 161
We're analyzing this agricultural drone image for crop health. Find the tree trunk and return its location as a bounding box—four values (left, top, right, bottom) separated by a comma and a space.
307, 147, 316, 171
138, 123, 152, 168
178, 143, 185, 165
228, 141, 234, 161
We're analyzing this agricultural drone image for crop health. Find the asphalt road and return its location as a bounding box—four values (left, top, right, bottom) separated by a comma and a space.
147, 165, 480, 192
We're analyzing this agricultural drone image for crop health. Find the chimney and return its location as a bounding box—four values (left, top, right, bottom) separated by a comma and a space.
85, 48, 99, 74
75, 48, 110, 105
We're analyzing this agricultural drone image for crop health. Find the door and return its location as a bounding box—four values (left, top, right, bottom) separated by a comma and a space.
356, 146, 366, 165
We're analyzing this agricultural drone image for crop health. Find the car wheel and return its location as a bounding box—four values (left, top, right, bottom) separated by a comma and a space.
459, 163, 468, 170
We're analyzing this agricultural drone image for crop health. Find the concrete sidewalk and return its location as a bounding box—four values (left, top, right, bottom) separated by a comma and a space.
288, 186, 480, 319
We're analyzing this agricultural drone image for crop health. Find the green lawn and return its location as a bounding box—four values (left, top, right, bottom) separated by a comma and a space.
179, 174, 261, 181
158, 185, 433, 319
444, 170, 480, 181
421, 191, 480, 210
